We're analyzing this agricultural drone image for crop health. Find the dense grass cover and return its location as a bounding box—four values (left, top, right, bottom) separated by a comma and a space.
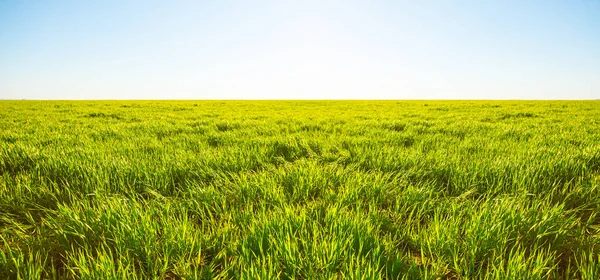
0, 100, 599, 279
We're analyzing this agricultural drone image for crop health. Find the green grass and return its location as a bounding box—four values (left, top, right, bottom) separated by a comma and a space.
0, 100, 599, 279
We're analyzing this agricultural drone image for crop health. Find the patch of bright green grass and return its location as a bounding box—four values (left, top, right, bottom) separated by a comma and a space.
1, 100, 599, 279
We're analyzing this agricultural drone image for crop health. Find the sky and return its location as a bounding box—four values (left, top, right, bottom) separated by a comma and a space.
1, 0, 599, 100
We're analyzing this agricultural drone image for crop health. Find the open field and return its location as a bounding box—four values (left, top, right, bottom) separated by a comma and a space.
1, 100, 599, 279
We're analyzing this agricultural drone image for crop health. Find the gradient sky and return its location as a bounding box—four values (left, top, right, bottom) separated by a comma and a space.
1, 0, 599, 100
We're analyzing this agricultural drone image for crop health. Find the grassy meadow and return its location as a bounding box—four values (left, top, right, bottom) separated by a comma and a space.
0, 100, 599, 279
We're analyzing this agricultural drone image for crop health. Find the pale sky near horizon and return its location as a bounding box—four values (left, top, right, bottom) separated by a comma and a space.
1, 0, 599, 100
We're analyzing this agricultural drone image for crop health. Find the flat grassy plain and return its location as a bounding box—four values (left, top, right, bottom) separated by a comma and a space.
0, 100, 599, 279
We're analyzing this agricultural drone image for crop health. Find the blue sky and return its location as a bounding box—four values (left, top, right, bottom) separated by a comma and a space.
1, 0, 599, 99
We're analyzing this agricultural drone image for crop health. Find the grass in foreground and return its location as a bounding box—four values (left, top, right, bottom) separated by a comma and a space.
0, 100, 599, 279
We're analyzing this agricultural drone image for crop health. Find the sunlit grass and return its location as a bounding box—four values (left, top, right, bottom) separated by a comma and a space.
1, 100, 599, 279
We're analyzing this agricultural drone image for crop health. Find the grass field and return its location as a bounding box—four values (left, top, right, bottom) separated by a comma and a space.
1, 100, 599, 279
